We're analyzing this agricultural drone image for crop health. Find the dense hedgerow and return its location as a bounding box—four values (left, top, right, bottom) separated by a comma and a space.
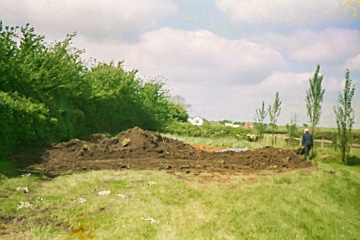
0, 23, 188, 161
162, 121, 252, 139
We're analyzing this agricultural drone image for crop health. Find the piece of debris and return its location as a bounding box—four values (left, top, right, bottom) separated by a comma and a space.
17, 201, 33, 210
148, 181, 157, 186
98, 190, 111, 195
116, 193, 127, 198
16, 186, 29, 193
217, 148, 248, 152
141, 217, 160, 224
121, 138, 131, 147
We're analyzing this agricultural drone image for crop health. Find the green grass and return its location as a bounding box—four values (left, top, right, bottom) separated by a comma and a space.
164, 133, 264, 149
1, 160, 360, 239
1, 134, 359, 239
166, 132, 360, 155
164, 133, 311, 151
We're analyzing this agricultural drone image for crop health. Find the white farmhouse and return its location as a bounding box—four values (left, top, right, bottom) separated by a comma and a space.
225, 123, 240, 128
188, 116, 204, 126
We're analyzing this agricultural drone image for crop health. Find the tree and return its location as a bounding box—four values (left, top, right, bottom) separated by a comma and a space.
167, 102, 189, 122
254, 101, 267, 140
268, 92, 282, 146
286, 115, 297, 149
169, 95, 191, 111
306, 64, 325, 154
334, 70, 356, 165
168, 95, 190, 122
219, 119, 232, 125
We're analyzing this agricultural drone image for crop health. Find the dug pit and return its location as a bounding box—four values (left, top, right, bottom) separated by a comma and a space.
13, 127, 312, 178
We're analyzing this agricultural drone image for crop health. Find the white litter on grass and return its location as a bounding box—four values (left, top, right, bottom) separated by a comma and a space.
148, 181, 157, 186
35, 197, 45, 204
78, 197, 86, 204
116, 194, 127, 198
16, 186, 29, 193
17, 201, 33, 210
142, 217, 160, 224
98, 190, 111, 195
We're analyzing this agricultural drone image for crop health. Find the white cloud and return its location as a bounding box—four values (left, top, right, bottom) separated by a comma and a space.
216, 0, 359, 28
233, 72, 313, 123
113, 27, 287, 85
181, 71, 313, 124
259, 28, 360, 65
323, 76, 343, 93
0, 0, 177, 42
287, 28, 360, 64
342, 54, 360, 74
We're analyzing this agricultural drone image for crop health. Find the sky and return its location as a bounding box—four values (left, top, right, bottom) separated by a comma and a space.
1, 0, 360, 128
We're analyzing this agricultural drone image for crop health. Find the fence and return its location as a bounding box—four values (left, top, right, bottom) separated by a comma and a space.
264, 135, 360, 149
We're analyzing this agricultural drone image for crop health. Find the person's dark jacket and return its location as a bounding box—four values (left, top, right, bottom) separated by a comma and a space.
302, 132, 313, 146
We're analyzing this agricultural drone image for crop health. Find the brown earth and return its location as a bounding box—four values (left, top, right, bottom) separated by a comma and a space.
13, 127, 312, 178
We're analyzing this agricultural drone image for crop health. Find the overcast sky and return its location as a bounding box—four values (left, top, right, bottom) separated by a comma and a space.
2, 0, 360, 128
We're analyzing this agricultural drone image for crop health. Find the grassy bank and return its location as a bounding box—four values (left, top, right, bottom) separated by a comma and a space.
1, 163, 359, 239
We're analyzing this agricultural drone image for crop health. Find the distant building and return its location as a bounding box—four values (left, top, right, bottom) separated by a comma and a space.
225, 123, 240, 128
188, 116, 204, 126
244, 122, 254, 129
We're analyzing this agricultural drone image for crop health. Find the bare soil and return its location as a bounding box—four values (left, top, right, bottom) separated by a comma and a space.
13, 127, 312, 178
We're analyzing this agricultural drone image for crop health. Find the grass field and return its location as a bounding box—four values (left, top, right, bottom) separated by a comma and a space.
1, 135, 359, 239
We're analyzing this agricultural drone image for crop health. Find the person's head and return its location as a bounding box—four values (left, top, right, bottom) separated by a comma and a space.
304, 128, 309, 133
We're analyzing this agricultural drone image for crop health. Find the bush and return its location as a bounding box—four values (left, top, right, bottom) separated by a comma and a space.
162, 122, 252, 139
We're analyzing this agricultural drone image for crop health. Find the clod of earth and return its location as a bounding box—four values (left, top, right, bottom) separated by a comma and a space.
121, 138, 131, 147
13, 127, 313, 177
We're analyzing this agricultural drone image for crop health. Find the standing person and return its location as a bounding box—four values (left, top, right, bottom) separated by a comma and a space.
302, 128, 313, 161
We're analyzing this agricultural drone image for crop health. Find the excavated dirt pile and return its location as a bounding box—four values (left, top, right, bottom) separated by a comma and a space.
52, 127, 204, 160
17, 127, 312, 177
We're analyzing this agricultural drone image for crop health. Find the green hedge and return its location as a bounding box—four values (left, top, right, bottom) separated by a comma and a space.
162, 122, 252, 139
0, 23, 188, 161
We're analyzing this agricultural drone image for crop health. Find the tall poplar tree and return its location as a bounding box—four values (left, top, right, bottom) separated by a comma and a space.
306, 64, 325, 153
286, 116, 297, 149
334, 70, 356, 165
254, 101, 267, 141
268, 92, 282, 146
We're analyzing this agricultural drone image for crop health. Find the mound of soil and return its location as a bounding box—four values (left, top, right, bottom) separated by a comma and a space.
51, 127, 203, 161
16, 127, 312, 177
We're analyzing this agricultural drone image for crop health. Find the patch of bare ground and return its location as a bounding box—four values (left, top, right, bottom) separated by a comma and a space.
13, 127, 313, 179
